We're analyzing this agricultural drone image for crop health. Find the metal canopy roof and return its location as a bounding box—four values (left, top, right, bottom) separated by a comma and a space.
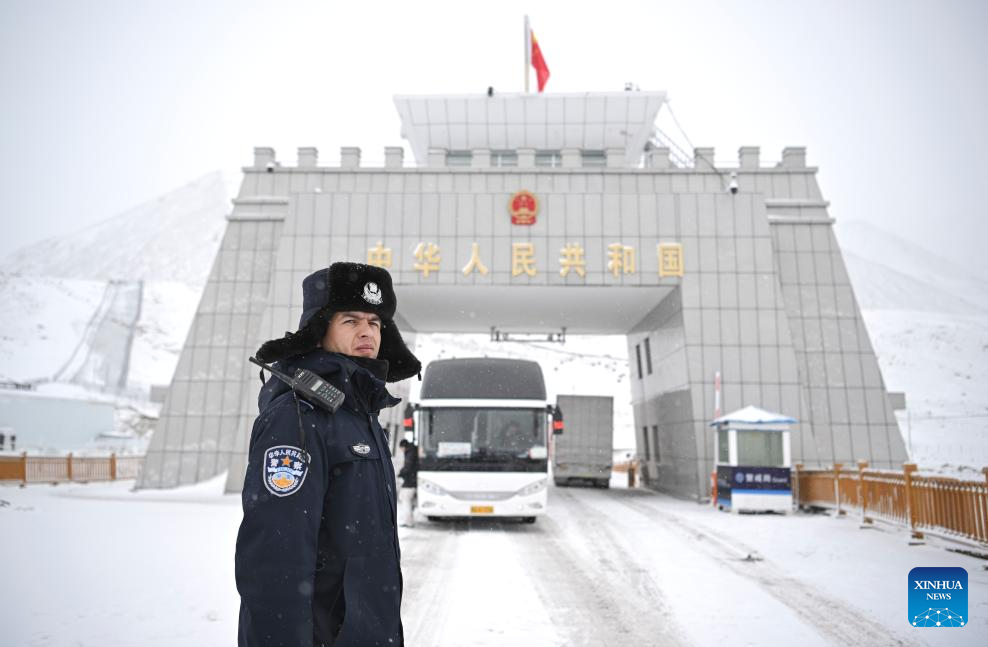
395, 285, 674, 335
394, 91, 667, 166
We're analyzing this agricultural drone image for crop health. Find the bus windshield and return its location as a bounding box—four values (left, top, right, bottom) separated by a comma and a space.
420, 407, 547, 463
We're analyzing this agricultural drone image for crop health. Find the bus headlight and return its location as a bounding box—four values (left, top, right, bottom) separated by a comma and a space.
516, 478, 547, 497
419, 479, 447, 496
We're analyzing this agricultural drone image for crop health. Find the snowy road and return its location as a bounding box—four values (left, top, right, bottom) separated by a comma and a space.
2, 476, 986, 646
400, 482, 986, 647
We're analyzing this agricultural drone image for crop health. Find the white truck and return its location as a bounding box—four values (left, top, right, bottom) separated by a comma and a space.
552, 395, 613, 488
409, 358, 560, 523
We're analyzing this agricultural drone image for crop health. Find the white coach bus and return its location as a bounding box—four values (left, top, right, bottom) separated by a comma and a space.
407, 358, 561, 524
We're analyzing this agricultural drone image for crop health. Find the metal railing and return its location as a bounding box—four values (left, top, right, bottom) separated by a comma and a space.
794, 462, 988, 546
0, 453, 143, 485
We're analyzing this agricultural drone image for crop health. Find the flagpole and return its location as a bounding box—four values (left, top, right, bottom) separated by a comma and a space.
524, 15, 530, 93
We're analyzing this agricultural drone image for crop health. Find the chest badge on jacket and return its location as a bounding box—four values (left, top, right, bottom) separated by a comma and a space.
263, 445, 309, 497
350, 442, 372, 457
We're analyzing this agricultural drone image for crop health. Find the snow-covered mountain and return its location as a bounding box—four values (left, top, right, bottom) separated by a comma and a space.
836, 220, 988, 475
0, 172, 229, 285
836, 220, 988, 314
0, 172, 228, 397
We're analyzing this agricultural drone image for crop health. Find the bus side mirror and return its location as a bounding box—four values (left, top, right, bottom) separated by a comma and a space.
551, 405, 564, 435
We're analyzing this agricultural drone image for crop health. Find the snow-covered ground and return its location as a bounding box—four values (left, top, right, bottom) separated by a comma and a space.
0, 476, 238, 646
0, 276, 108, 383
3, 475, 985, 646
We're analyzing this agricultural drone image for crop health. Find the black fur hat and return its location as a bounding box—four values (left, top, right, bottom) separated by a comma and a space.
255, 263, 421, 382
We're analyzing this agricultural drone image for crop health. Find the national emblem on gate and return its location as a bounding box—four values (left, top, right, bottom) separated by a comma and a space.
509, 190, 538, 225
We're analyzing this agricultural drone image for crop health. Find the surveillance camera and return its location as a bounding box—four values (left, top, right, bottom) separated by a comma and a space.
266, 162, 275, 173
728, 171, 739, 195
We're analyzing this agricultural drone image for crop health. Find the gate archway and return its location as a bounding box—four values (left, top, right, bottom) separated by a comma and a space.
138, 92, 906, 499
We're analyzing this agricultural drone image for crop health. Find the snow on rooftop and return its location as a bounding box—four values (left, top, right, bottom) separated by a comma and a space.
394, 91, 667, 165
710, 405, 798, 427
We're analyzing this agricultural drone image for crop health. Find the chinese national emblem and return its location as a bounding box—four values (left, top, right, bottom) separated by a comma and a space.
263, 445, 309, 497
509, 190, 538, 226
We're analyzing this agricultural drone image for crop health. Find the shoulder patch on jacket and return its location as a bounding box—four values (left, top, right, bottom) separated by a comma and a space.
263, 445, 310, 497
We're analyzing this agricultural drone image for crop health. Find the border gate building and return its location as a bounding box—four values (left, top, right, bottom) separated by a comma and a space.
138, 91, 907, 498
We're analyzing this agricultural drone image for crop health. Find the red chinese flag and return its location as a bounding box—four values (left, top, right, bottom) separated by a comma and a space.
530, 31, 550, 92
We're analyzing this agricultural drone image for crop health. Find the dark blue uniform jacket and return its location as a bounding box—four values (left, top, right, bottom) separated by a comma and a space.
236, 350, 403, 647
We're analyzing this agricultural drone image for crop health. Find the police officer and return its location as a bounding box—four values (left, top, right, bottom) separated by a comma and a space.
236, 262, 421, 647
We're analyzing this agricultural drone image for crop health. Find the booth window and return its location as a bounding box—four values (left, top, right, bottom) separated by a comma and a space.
635, 344, 643, 379
718, 429, 730, 464
642, 426, 650, 460
651, 425, 660, 462
644, 337, 653, 374
736, 430, 784, 466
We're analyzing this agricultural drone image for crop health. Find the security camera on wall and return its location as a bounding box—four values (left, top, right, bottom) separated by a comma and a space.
728, 171, 739, 195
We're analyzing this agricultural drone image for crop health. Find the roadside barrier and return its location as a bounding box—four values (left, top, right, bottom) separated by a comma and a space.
794, 462, 988, 546
0, 452, 143, 485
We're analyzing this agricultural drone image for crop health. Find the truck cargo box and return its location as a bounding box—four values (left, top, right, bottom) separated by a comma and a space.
553, 395, 613, 488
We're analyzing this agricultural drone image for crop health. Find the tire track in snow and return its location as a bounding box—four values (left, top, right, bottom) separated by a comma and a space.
601, 488, 919, 647
401, 500, 689, 647
400, 524, 459, 646
521, 487, 690, 646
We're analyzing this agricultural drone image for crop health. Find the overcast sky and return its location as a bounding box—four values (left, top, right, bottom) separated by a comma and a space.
2, 0, 986, 275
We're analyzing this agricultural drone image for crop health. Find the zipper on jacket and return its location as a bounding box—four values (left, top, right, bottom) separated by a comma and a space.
368, 413, 400, 552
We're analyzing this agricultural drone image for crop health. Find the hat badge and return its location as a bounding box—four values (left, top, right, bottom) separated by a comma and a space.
362, 282, 383, 305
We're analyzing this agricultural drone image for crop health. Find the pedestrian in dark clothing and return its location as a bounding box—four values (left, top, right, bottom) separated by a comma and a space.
397, 439, 418, 527
235, 262, 421, 647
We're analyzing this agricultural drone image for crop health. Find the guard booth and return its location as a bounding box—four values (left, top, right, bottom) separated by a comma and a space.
711, 406, 796, 514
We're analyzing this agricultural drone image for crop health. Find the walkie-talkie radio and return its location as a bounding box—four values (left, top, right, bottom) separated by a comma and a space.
249, 356, 345, 413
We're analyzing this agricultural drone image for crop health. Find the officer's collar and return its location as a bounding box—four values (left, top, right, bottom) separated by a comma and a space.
347, 355, 390, 381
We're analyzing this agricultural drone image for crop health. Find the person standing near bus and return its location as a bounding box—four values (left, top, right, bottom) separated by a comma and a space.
235, 262, 421, 647
397, 439, 419, 527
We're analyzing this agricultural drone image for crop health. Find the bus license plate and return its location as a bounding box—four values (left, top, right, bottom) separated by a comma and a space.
471, 505, 494, 514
